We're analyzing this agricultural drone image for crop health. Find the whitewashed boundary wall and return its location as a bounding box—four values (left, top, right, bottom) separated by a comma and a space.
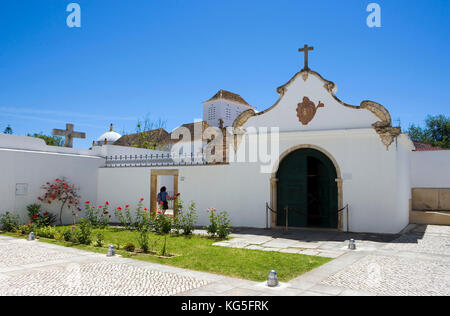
410, 150, 450, 188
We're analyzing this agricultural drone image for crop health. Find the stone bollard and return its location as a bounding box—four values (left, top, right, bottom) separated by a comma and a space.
107, 245, 115, 257
27, 232, 35, 241
267, 270, 279, 287
348, 239, 356, 250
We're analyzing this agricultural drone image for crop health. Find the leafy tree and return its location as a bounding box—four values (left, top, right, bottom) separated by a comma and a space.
3, 125, 12, 134
37, 178, 82, 225
27, 133, 64, 147
407, 115, 450, 149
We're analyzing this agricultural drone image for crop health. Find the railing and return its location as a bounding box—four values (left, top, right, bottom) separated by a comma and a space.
105, 153, 207, 168
265, 202, 350, 232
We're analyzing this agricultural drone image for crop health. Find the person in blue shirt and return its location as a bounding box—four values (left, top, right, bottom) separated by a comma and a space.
157, 186, 169, 211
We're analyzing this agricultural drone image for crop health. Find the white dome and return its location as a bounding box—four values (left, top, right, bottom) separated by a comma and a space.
96, 124, 122, 145
97, 131, 121, 143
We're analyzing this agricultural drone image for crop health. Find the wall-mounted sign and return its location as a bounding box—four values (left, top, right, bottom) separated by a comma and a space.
15, 183, 28, 196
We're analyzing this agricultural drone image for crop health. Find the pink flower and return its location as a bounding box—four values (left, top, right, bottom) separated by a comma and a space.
71, 226, 75, 230
98, 205, 102, 209
125, 205, 130, 208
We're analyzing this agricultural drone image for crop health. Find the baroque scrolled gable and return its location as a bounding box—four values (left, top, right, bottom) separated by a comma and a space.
232, 69, 401, 149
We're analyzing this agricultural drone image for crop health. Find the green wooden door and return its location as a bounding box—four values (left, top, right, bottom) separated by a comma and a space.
277, 150, 307, 227
277, 148, 338, 229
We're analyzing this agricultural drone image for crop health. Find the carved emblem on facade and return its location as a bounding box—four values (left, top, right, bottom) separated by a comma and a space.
296, 97, 324, 125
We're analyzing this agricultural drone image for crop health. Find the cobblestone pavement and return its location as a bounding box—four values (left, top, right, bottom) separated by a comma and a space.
1, 261, 208, 296
0, 236, 247, 296
1, 225, 449, 296
313, 225, 450, 296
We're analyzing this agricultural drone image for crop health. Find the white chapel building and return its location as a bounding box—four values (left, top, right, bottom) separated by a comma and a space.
1, 48, 449, 234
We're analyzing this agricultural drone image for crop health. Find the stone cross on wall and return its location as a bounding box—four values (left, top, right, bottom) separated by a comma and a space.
298, 44, 314, 71
52, 123, 86, 148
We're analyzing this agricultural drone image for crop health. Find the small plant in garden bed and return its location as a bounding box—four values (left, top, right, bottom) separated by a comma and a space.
76, 219, 92, 245
205, 208, 232, 239
27, 204, 57, 227
154, 205, 173, 234
36, 226, 58, 239
137, 230, 150, 253
0, 212, 20, 232
61, 220, 92, 245
95, 232, 104, 247
16, 225, 32, 236
174, 200, 198, 236
124, 242, 136, 252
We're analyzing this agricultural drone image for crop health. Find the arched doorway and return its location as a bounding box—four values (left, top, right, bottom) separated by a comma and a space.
275, 148, 339, 229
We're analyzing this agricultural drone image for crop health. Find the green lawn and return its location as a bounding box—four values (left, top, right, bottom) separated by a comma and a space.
2, 227, 331, 282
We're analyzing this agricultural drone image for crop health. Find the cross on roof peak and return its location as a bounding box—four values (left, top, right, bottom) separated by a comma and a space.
298, 44, 314, 71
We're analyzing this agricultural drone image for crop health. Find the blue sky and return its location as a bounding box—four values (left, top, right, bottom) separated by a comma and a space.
0, 0, 448, 148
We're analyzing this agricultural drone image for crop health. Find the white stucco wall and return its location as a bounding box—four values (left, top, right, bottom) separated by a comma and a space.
410, 150, 450, 188
0, 148, 104, 224
97, 163, 269, 227
97, 128, 413, 234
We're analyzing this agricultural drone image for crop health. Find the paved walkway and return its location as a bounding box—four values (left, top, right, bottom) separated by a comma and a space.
211, 227, 399, 258
0, 225, 449, 296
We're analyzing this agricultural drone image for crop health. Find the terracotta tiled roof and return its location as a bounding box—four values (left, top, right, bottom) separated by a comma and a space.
204, 89, 253, 108
114, 128, 170, 147
413, 141, 448, 151
114, 122, 214, 148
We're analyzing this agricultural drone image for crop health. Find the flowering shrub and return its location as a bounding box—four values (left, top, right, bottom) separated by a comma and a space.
175, 200, 198, 236
37, 179, 81, 225
154, 204, 173, 234
0, 212, 20, 232
84, 201, 111, 228
114, 204, 134, 230
134, 198, 151, 231
63, 226, 77, 243
62, 220, 92, 245
205, 208, 231, 239
26, 204, 57, 227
